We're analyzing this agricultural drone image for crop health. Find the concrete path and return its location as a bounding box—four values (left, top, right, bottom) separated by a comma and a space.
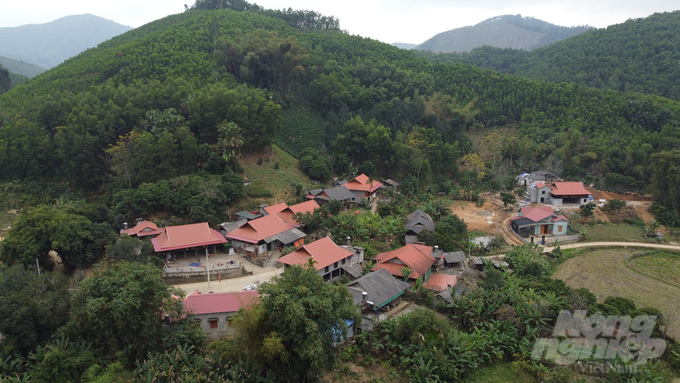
547, 241, 680, 251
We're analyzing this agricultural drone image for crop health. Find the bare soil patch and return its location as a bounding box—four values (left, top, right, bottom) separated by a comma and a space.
586, 188, 650, 202
553, 248, 680, 340
449, 196, 510, 234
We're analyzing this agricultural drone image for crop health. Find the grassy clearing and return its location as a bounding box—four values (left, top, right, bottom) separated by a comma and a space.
240, 144, 314, 204
321, 361, 405, 383
275, 105, 326, 157
571, 222, 648, 242
553, 248, 680, 340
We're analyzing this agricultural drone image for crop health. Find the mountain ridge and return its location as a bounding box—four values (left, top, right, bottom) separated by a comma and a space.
0, 14, 132, 69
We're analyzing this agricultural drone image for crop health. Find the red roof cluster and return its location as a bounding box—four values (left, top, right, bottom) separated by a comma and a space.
549, 182, 590, 196
278, 236, 353, 271
274, 200, 320, 224
183, 291, 258, 316
151, 222, 227, 252
373, 243, 435, 280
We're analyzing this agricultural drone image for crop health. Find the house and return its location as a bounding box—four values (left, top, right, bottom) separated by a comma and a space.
373, 243, 435, 282
434, 286, 466, 305
527, 182, 553, 204
183, 291, 258, 338
548, 182, 592, 205
273, 200, 320, 224
404, 209, 435, 244
443, 251, 466, 268
470, 256, 484, 270
225, 214, 306, 255
313, 185, 355, 206
277, 236, 364, 282
423, 273, 458, 293
151, 222, 228, 257
346, 268, 412, 331
383, 179, 400, 191
260, 203, 288, 216
511, 206, 569, 238
516, 171, 560, 187
343, 174, 383, 202
234, 210, 262, 222
120, 219, 163, 238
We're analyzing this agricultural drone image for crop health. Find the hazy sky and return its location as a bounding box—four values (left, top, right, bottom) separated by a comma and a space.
2, 0, 679, 44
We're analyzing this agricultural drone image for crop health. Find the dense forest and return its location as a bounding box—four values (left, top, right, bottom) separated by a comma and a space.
417, 11, 680, 102
1, 4, 680, 224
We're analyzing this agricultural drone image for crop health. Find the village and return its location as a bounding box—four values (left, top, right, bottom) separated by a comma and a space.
110, 170, 670, 341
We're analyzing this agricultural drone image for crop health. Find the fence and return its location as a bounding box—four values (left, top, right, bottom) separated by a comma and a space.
511, 229, 581, 246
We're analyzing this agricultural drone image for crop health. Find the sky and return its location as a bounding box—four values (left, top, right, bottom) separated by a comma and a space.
2, 0, 679, 44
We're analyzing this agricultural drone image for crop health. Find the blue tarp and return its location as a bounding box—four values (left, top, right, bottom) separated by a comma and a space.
189, 262, 202, 267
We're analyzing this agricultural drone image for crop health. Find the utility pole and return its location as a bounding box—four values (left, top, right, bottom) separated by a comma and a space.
206, 248, 210, 289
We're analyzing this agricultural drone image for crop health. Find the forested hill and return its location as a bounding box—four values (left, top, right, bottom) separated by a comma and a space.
0, 14, 132, 69
417, 10, 680, 102
415, 14, 592, 53
1, 4, 680, 224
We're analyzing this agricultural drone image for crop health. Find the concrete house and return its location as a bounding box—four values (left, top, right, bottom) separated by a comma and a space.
511, 206, 569, 238
343, 174, 383, 202
527, 182, 553, 204
404, 209, 435, 244
373, 243, 436, 283
277, 236, 364, 282
516, 171, 560, 187
183, 291, 258, 338
548, 182, 592, 206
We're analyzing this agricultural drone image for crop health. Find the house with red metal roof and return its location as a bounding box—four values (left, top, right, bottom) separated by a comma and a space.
510, 206, 569, 238
372, 243, 436, 282
183, 291, 258, 338
344, 174, 383, 202
278, 236, 364, 281
150, 222, 227, 257
423, 273, 458, 293
224, 214, 306, 255
272, 200, 320, 224
119, 219, 163, 238
548, 182, 592, 205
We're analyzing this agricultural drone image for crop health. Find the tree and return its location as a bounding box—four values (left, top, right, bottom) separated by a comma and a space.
579, 202, 596, 221
400, 266, 413, 281
435, 215, 468, 252
0, 64, 11, 94
235, 262, 359, 381
417, 228, 436, 246
67, 262, 183, 364
1, 206, 116, 270
105, 235, 161, 267
500, 192, 517, 207
0, 266, 72, 355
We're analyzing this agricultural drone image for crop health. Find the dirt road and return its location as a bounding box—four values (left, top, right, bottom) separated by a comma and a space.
549, 241, 680, 251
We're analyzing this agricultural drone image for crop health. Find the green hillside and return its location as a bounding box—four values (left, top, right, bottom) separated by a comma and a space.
1, 5, 680, 223
418, 10, 680, 102
416, 14, 591, 53
0, 55, 45, 78
0, 14, 132, 69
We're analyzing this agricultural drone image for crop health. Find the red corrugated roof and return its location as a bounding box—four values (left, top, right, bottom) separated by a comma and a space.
278, 237, 353, 270
183, 291, 258, 316
549, 182, 590, 196
120, 220, 162, 237
225, 214, 294, 243
535, 182, 547, 188
423, 273, 457, 293
264, 203, 288, 215
521, 206, 555, 222
345, 174, 383, 193
372, 243, 435, 279
151, 223, 227, 252
275, 201, 321, 224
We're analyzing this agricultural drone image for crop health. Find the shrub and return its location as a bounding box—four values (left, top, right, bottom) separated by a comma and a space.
274, 162, 279, 169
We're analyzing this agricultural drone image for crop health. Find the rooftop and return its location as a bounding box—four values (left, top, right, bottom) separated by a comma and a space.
151, 222, 227, 252
183, 291, 258, 316
423, 273, 457, 293
346, 269, 411, 308
549, 181, 590, 196
321, 185, 355, 201
225, 214, 296, 244
120, 220, 162, 237
373, 243, 435, 279
344, 174, 383, 193
278, 236, 353, 270
263, 203, 288, 216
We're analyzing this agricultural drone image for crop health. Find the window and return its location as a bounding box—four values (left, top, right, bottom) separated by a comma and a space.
334, 262, 338, 268
227, 317, 234, 327
209, 319, 219, 329
325, 266, 329, 273
558, 226, 563, 233
342, 258, 346, 265
542, 191, 545, 194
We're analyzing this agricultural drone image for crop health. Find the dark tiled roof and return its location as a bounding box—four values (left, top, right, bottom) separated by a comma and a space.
323, 185, 355, 201
444, 251, 466, 263
341, 263, 363, 279
346, 268, 411, 308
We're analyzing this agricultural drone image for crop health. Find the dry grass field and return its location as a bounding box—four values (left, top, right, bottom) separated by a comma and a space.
553, 248, 680, 340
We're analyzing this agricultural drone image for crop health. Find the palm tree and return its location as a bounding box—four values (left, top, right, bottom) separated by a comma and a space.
400, 266, 413, 281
